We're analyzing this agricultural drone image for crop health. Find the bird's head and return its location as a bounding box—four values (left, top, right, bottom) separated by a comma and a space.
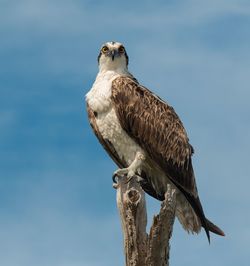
98, 41, 129, 72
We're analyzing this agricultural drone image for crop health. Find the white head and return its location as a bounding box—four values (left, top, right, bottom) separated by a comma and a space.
98, 41, 129, 72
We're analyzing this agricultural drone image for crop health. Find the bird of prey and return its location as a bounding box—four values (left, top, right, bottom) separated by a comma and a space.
86, 41, 224, 241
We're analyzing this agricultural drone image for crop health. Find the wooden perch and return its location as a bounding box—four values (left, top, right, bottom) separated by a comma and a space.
115, 176, 176, 266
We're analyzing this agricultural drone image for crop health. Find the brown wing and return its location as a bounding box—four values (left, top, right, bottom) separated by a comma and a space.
111, 76, 197, 197
111, 76, 218, 240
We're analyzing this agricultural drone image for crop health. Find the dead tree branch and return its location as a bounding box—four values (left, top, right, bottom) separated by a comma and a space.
115, 176, 176, 266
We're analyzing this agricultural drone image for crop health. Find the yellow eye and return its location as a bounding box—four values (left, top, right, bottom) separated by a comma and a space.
102, 46, 108, 53
118, 46, 125, 53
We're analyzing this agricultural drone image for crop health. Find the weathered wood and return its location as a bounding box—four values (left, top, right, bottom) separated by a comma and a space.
116, 176, 147, 266
115, 177, 176, 266
146, 185, 176, 266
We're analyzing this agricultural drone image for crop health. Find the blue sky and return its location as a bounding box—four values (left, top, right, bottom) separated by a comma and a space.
0, 0, 250, 265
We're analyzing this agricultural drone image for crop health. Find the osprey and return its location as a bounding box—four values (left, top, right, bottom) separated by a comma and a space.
86, 41, 224, 241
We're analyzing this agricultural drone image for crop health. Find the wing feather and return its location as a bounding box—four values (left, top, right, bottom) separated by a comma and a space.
111, 76, 197, 197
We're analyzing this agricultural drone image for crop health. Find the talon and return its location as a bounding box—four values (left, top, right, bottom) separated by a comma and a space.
112, 173, 118, 183
125, 174, 142, 184
124, 175, 135, 184
112, 152, 145, 186
124, 177, 132, 184
112, 169, 127, 183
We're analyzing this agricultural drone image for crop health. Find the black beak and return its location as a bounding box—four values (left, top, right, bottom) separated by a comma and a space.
111, 50, 115, 61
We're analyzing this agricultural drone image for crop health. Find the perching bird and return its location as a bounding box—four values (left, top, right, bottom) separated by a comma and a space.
86, 41, 224, 241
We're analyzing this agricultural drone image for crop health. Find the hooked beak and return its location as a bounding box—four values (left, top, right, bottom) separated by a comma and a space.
110, 50, 117, 61
111, 50, 115, 61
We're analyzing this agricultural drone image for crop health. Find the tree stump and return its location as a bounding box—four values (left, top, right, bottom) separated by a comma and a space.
115, 176, 176, 266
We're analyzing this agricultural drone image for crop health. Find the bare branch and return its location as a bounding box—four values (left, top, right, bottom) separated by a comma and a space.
146, 185, 176, 266
115, 178, 176, 266
116, 176, 147, 266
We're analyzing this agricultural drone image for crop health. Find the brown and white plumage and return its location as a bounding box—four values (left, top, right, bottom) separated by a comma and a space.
86, 41, 224, 241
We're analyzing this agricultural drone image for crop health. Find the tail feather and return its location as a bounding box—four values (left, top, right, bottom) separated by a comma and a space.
206, 218, 225, 237
174, 184, 225, 242
139, 172, 225, 242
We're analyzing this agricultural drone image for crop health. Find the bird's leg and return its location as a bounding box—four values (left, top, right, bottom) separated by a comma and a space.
112, 152, 145, 184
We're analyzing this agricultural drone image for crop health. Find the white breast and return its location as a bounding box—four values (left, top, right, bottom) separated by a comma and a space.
86, 71, 115, 113
86, 71, 143, 165
98, 107, 144, 165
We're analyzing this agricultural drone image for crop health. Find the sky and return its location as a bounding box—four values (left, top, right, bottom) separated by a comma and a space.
0, 0, 250, 265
